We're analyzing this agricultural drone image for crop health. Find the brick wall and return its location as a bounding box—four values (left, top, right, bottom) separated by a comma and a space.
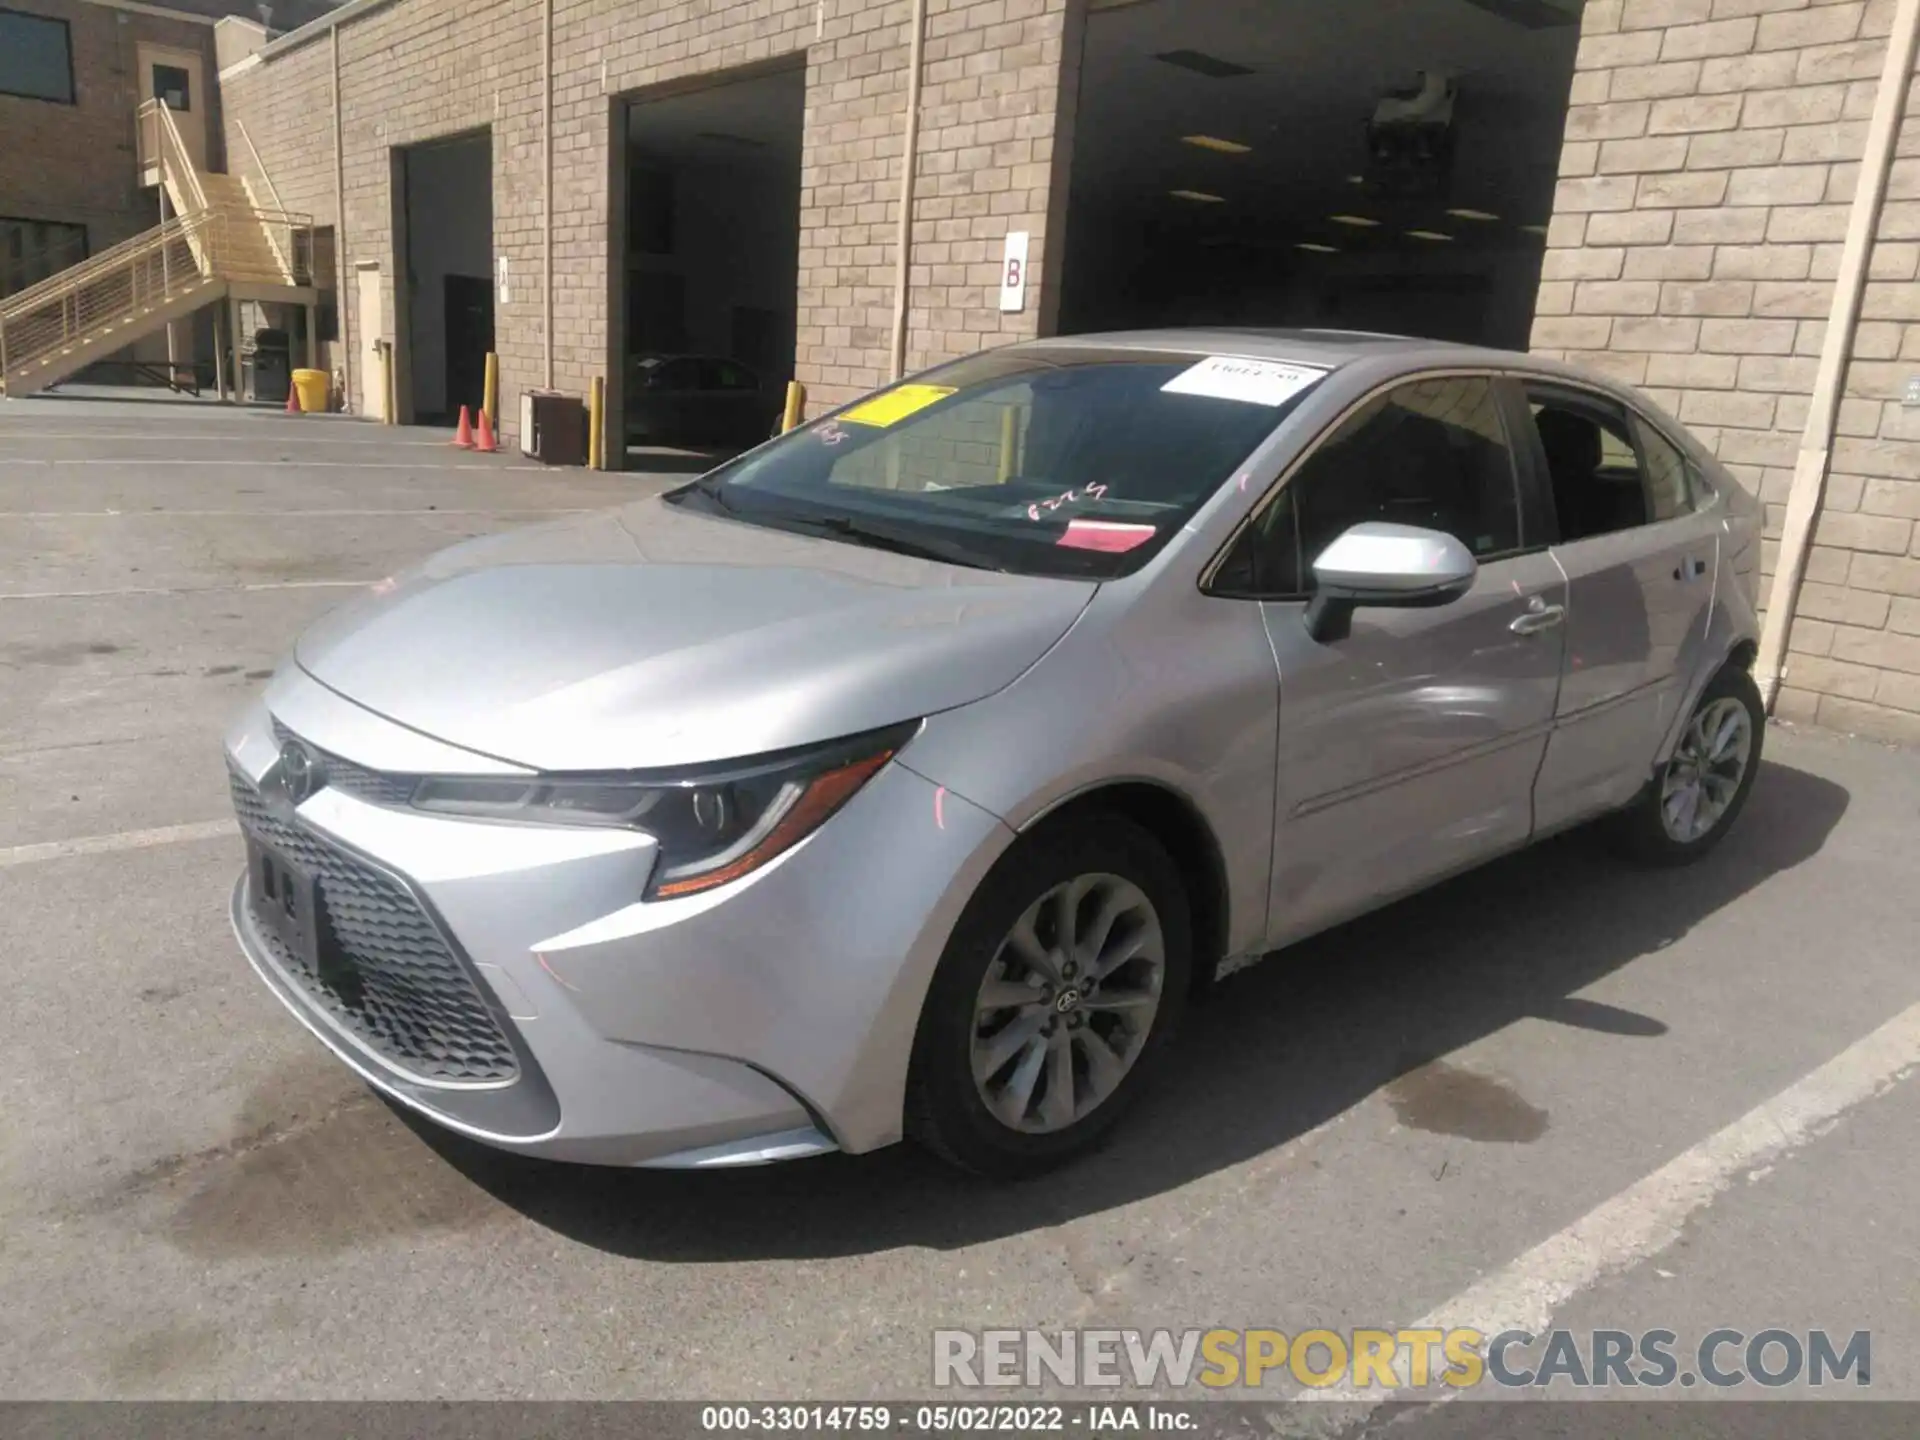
0, 0, 216, 255
1535, 0, 1920, 743
220, 0, 1076, 437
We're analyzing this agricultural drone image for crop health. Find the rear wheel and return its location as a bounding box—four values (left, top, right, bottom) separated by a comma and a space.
1609, 665, 1764, 866
906, 813, 1190, 1179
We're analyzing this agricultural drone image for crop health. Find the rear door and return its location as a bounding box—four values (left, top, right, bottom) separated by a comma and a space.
1509, 378, 1721, 832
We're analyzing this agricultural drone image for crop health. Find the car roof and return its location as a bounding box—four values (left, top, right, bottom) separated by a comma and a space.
1004, 326, 1671, 417
1012, 326, 1608, 381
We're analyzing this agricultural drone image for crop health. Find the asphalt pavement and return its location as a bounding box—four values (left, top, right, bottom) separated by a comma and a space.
1, 391, 1915, 1431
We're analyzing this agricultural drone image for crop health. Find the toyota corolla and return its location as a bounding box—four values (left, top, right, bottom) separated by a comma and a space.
225, 329, 1764, 1178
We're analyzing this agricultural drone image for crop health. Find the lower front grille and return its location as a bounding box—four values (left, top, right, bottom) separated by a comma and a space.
230, 768, 520, 1085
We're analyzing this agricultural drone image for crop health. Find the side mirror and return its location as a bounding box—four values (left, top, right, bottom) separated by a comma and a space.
1303, 522, 1478, 643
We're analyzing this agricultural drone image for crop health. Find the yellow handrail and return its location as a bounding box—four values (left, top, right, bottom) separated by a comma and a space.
139, 99, 210, 216
0, 210, 224, 386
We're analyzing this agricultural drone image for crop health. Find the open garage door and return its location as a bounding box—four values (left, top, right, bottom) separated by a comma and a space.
1059, 0, 1583, 348
396, 131, 494, 427
616, 66, 803, 464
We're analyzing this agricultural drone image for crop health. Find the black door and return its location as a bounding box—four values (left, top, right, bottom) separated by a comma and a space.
444, 274, 494, 419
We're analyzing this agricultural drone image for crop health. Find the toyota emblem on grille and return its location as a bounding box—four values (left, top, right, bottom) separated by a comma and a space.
279, 740, 323, 803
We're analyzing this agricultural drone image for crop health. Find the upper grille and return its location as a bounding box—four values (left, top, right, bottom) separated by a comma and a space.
270, 719, 418, 807
231, 767, 519, 1085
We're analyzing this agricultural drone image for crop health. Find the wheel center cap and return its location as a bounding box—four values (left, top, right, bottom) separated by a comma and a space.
1053, 988, 1083, 1014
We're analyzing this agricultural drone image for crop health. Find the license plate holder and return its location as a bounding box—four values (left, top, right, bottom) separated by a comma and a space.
245, 831, 322, 973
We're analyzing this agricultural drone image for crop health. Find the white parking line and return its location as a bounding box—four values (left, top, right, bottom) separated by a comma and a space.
1295, 998, 1920, 1418
0, 579, 368, 600
0, 431, 453, 446
0, 818, 238, 870
0, 508, 588, 518
0, 459, 563, 471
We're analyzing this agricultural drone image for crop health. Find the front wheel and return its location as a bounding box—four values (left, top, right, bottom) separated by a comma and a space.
1609, 665, 1764, 865
906, 813, 1190, 1179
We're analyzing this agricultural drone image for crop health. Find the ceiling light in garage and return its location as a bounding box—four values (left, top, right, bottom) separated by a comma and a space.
1154, 50, 1255, 79
1447, 208, 1500, 222
1296, 243, 1340, 254
1329, 214, 1380, 227
1170, 189, 1227, 203
1182, 135, 1253, 154
1407, 229, 1454, 241
1521, 224, 1550, 236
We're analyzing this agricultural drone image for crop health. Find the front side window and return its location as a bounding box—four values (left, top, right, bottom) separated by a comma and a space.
670, 348, 1330, 580
1216, 375, 1523, 598
0, 9, 75, 104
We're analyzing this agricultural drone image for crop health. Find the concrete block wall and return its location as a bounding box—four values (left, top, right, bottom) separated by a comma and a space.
0, 0, 217, 257
220, 0, 1075, 436
1536, 0, 1920, 743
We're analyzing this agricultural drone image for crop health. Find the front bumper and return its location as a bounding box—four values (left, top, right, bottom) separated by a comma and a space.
225, 671, 1013, 1166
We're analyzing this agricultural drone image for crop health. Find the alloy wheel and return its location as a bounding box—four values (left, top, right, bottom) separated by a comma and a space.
970, 873, 1166, 1135
1659, 696, 1753, 844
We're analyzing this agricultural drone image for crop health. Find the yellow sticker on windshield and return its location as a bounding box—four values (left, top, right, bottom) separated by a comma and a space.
839, 384, 957, 428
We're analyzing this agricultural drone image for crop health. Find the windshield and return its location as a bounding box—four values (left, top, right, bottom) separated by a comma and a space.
664, 346, 1330, 579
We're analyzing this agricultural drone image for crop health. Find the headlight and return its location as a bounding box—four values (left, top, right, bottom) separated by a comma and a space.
409, 721, 920, 899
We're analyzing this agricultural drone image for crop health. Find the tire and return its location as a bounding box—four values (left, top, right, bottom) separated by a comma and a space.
906, 812, 1191, 1179
1608, 664, 1765, 867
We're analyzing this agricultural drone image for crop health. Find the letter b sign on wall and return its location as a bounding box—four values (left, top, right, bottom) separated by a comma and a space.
999, 231, 1030, 314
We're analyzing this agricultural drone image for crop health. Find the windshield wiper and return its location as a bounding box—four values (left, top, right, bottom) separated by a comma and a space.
809, 513, 1009, 572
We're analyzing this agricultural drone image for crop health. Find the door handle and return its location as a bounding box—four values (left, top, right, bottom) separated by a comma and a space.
1673, 556, 1707, 582
1510, 598, 1566, 636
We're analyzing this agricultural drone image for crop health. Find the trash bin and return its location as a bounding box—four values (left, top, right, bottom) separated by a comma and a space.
292, 368, 330, 413
247, 328, 292, 406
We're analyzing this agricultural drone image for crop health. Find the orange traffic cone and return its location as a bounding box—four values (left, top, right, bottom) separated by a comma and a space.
452, 405, 475, 448
474, 406, 497, 453
286, 382, 301, 415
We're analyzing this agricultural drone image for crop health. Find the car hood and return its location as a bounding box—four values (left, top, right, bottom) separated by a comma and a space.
294, 495, 1096, 772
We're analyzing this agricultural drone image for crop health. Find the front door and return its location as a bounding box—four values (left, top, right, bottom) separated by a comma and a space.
356, 264, 387, 422
139, 44, 207, 173
1225, 374, 1566, 947
1513, 381, 1722, 832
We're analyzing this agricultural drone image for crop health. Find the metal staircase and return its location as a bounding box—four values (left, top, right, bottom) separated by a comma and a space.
0, 101, 314, 398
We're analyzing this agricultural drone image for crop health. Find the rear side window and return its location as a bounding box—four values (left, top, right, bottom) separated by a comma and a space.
1634, 418, 1695, 522
1522, 383, 1704, 541
1218, 375, 1523, 597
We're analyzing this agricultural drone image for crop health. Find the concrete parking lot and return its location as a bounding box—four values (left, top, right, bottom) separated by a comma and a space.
2, 394, 1917, 1422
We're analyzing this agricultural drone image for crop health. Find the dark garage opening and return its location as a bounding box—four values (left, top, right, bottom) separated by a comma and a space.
617, 66, 804, 461
1059, 0, 1583, 348
397, 131, 494, 426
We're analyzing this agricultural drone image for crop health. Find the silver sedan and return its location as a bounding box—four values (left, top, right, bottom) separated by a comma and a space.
225, 329, 1765, 1178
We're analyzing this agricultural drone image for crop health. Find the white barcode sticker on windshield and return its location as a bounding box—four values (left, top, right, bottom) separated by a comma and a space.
1162, 356, 1327, 407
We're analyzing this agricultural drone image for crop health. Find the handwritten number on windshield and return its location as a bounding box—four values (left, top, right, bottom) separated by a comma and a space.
1027, 482, 1108, 521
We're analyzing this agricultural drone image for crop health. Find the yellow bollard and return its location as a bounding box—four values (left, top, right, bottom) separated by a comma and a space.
997, 406, 1018, 483
482, 351, 499, 428
588, 375, 605, 470
781, 380, 807, 433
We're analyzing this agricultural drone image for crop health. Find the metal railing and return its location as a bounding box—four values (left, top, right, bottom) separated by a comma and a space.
137, 99, 210, 216
1, 102, 316, 390
0, 211, 222, 388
